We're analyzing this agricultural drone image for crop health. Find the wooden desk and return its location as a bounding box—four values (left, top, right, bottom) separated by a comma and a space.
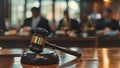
0, 36, 120, 48
0, 47, 120, 68
98, 36, 120, 47
0, 36, 97, 48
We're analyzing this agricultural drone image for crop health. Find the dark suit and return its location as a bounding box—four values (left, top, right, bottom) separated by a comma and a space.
57, 19, 80, 33
23, 17, 51, 33
0, 17, 7, 32
95, 18, 120, 31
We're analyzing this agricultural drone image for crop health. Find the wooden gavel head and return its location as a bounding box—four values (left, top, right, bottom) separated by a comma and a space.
29, 28, 49, 53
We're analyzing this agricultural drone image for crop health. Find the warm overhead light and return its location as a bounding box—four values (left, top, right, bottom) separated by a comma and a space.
103, 0, 111, 3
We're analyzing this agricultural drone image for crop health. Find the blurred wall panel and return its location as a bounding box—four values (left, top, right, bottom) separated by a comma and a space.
4, 0, 11, 19
111, 0, 120, 20
0, 0, 4, 17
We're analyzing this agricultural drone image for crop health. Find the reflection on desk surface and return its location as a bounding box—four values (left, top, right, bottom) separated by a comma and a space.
0, 47, 120, 68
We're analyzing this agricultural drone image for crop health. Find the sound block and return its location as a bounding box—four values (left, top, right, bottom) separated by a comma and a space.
21, 48, 59, 65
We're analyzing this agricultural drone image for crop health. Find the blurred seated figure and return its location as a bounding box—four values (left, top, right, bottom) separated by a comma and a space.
0, 16, 7, 35
55, 10, 80, 37
88, 7, 102, 24
95, 8, 120, 36
21, 7, 51, 35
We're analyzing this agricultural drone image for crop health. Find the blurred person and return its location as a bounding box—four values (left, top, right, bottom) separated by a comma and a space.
95, 8, 120, 36
0, 16, 7, 33
21, 7, 51, 34
55, 10, 80, 37
88, 7, 102, 24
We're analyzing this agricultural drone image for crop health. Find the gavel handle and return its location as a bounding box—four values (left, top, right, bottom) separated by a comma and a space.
45, 41, 81, 58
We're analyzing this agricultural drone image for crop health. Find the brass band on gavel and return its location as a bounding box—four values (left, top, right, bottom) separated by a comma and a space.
31, 35, 46, 45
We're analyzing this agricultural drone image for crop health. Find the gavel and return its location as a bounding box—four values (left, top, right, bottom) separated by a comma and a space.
30, 28, 81, 57
21, 28, 81, 65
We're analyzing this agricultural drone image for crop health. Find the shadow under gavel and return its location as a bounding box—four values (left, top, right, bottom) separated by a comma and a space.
45, 41, 81, 58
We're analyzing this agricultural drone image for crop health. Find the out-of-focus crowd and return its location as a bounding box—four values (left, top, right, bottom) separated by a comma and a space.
1, 7, 120, 37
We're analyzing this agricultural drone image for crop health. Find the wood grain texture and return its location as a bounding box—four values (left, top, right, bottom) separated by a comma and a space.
0, 47, 120, 68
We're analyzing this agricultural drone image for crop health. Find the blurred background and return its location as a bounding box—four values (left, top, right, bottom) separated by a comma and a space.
2, 0, 119, 30
3, 0, 80, 30
0, 0, 119, 35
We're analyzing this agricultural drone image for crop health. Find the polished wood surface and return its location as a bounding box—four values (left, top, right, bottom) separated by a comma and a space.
0, 47, 120, 68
